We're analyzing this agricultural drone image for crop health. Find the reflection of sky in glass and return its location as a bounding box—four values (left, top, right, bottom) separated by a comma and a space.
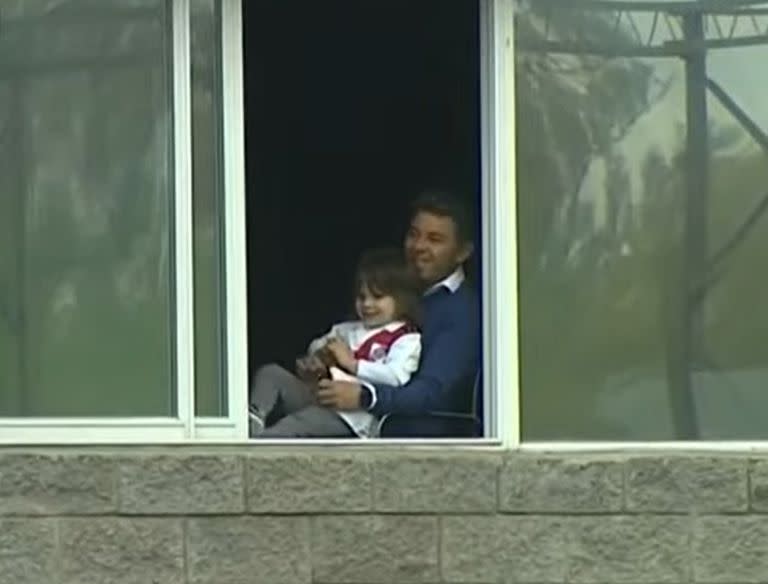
520, 1, 768, 211
710, 46, 768, 129
608, 0, 768, 128
517, 1, 768, 441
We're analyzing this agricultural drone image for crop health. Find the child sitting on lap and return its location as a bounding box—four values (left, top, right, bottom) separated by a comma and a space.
248, 247, 422, 438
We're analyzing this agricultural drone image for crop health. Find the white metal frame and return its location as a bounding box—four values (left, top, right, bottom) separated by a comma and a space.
485, 0, 519, 449
0, 0, 247, 444
197, 0, 250, 441
239, 0, 517, 448
174, 0, 196, 440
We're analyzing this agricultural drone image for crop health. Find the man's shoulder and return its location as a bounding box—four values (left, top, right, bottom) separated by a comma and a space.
453, 281, 478, 303
434, 281, 478, 310
425, 282, 479, 326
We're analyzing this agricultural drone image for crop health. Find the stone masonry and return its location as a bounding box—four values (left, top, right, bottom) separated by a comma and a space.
0, 449, 765, 583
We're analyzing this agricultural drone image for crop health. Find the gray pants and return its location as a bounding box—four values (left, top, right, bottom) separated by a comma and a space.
249, 364, 354, 438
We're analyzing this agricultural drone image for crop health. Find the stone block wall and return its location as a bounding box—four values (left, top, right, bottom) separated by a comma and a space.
0, 449, 765, 583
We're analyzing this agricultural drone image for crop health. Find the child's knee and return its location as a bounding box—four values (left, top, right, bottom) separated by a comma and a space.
253, 363, 286, 383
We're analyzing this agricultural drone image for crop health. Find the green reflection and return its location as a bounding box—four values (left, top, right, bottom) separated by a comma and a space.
191, 0, 226, 417
0, 1, 173, 416
516, 1, 768, 440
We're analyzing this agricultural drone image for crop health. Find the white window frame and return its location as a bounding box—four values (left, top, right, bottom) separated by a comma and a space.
15, 0, 751, 451
237, 0, 518, 448
0, 0, 249, 444
0, 0, 518, 446
507, 0, 768, 453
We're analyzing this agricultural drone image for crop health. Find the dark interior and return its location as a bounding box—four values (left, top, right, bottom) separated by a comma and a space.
244, 0, 480, 374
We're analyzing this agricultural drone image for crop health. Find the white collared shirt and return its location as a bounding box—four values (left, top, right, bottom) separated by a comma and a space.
424, 266, 465, 296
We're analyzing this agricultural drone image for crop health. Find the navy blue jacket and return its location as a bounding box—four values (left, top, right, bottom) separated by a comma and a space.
370, 281, 480, 437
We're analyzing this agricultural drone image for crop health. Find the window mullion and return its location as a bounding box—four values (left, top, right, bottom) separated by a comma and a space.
487, 0, 519, 449
172, 0, 196, 438
220, 0, 249, 438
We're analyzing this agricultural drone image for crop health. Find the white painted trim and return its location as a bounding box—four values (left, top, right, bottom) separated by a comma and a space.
245, 438, 503, 448
480, 0, 494, 439
0, 418, 183, 428
221, 0, 250, 439
194, 416, 241, 440
0, 419, 186, 444
173, 0, 196, 438
520, 442, 768, 453
0, 418, 257, 444
195, 416, 233, 428
488, 0, 520, 448
0, 418, 502, 447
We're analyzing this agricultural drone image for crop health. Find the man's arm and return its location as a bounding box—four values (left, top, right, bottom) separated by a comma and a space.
366, 313, 478, 416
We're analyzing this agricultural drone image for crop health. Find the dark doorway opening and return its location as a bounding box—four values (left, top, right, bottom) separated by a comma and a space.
244, 0, 481, 375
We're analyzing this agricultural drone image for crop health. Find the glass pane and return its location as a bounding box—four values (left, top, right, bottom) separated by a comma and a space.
191, 0, 226, 416
0, 0, 174, 416
515, 1, 768, 440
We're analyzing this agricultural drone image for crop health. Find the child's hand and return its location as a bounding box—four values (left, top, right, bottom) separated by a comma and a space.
314, 345, 336, 369
325, 338, 357, 374
296, 355, 327, 383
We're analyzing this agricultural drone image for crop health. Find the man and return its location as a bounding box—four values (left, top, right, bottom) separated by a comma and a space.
316, 189, 480, 437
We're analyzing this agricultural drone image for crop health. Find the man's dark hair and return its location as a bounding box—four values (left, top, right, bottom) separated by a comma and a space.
355, 247, 422, 327
410, 189, 475, 245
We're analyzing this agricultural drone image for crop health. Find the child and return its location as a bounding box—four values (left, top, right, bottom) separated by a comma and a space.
249, 247, 422, 438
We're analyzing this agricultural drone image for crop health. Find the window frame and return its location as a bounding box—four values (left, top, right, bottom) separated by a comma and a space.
8, 0, 757, 450
0, 0, 249, 444
0, 0, 515, 448
511, 0, 768, 452
240, 0, 518, 448
245, 0, 768, 453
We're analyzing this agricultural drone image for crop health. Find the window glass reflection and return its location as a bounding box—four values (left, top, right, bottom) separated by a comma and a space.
0, 1, 174, 416
516, 0, 768, 440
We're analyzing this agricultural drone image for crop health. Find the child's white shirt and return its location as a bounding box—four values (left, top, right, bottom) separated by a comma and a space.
307, 320, 421, 437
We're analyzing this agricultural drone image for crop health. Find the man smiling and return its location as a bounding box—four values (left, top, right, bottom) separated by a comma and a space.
316, 190, 481, 437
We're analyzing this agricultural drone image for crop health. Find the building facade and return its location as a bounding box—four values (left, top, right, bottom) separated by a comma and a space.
1, 0, 767, 581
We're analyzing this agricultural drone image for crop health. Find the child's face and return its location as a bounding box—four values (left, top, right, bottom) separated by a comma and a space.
356, 283, 397, 328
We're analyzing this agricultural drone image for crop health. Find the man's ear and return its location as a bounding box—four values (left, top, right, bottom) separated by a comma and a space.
458, 241, 474, 264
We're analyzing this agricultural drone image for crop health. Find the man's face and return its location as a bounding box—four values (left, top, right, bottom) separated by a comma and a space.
404, 211, 472, 286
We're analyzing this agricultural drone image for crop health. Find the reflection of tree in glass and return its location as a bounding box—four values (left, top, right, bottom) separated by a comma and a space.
516, 4, 768, 440
190, 0, 227, 416
0, 0, 174, 416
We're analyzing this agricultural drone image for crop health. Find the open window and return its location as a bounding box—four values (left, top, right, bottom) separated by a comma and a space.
242, 0, 509, 441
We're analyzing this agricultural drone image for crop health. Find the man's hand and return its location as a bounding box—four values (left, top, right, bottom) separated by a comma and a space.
316, 379, 362, 410
325, 338, 358, 373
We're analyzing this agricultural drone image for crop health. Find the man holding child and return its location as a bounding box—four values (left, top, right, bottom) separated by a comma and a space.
249, 189, 480, 438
